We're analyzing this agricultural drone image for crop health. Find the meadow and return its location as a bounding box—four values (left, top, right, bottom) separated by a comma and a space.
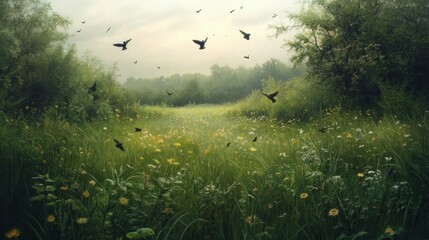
1, 105, 428, 239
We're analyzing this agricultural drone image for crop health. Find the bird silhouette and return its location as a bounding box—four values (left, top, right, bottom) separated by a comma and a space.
252, 137, 258, 142
114, 139, 125, 151
157, 66, 161, 69
134, 60, 138, 64
240, 6, 244, 9
318, 127, 327, 133
239, 30, 251, 40
88, 83, 96, 93
113, 39, 132, 50
81, 21, 86, 24
272, 14, 277, 18
106, 27, 111, 33
230, 9, 235, 13
135, 127, 142, 132
192, 37, 208, 49
244, 55, 250, 59
196, 9, 202, 13
261, 91, 278, 103
77, 29, 81, 32
166, 91, 173, 96
226, 142, 231, 147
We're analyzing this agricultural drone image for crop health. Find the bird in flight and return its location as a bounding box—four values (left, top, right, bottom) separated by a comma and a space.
261, 91, 278, 103
77, 29, 81, 32
252, 137, 258, 142
113, 39, 132, 50
196, 9, 202, 13
272, 14, 277, 18
134, 60, 138, 64
106, 27, 111, 33
88, 82, 96, 93
192, 37, 208, 50
239, 30, 251, 40
157, 66, 161, 69
226, 142, 231, 147
244, 55, 250, 59
81, 21, 86, 24
166, 91, 173, 96
135, 127, 142, 132
230, 9, 235, 13
114, 139, 125, 151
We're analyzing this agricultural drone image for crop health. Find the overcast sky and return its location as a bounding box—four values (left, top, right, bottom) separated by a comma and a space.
46, 0, 302, 83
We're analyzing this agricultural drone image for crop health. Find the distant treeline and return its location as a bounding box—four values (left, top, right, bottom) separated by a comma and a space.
122, 59, 305, 106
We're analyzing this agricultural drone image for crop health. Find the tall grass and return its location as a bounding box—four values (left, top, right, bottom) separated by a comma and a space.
1, 105, 428, 239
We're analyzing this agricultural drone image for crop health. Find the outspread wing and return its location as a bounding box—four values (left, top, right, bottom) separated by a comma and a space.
124, 39, 132, 44
114, 139, 120, 144
204, 37, 208, 43
269, 91, 278, 98
239, 30, 247, 36
193, 40, 203, 45
113, 43, 124, 47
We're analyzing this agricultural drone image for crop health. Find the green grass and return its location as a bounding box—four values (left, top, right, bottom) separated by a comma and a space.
1, 105, 428, 239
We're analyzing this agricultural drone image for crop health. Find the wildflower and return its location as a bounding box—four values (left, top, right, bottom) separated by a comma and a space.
167, 158, 180, 166
187, 150, 193, 155
89, 180, 96, 186
5, 228, 21, 239
119, 197, 129, 205
237, 136, 244, 141
384, 226, 395, 236
81, 170, 86, 175
153, 159, 160, 165
328, 208, 339, 217
47, 215, 55, 223
162, 207, 174, 214
346, 132, 352, 138
267, 203, 273, 209
357, 173, 364, 178
139, 156, 144, 160
60, 186, 69, 191
155, 148, 161, 153
279, 152, 287, 158
245, 215, 256, 225
82, 191, 90, 198
76, 218, 88, 224
173, 142, 182, 148
300, 193, 309, 199
249, 147, 257, 152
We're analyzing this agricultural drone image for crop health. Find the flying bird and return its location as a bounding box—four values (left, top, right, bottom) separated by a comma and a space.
318, 127, 327, 133
134, 60, 138, 64
192, 37, 208, 50
196, 9, 202, 13
157, 66, 161, 69
106, 27, 111, 33
261, 91, 278, 103
113, 39, 132, 51
230, 9, 235, 13
272, 14, 277, 18
135, 127, 142, 132
88, 83, 96, 93
239, 30, 251, 40
226, 142, 231, 147
114, 139, 125, 151
77, 29, 81, 32
81, 21, 86, 24
166, 91, 173, 96
252, 137, 258, 142
244, 55, 250, 59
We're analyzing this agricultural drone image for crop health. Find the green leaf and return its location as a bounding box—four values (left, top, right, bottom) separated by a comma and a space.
45, 185, 56, 192
32, 183, 44, 193
46, 193, 57, 201
30, 194, 45, 201
136, 228, 155, 237
126, 231, 139, 239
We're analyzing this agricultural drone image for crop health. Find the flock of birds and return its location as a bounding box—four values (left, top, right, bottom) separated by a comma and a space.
76, 7, 284, 152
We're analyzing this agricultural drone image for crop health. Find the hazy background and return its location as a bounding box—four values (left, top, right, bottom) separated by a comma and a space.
47, 0, 302, 83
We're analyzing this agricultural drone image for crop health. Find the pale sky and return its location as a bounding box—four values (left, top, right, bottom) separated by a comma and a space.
47, 0, 302, 83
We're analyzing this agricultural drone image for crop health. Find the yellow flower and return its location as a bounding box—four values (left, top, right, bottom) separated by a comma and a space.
245, 215, 256, 225
89, 180, 96, 186
76, 217, 88, 224
173, 143, 182, 148
249, 147, 257, 152
155, 148, 161, 153
60, 186, 69, 191
119, 197, 129, 205
47, 215, 55, 223
162, 207, 174, 214
345, 132, 353, 138
384, 226, 395, 236
237, 136, 244, 141
300, 193, 309, 199
167, 158, 180, 166
357, 172, 364, 178
328, 208, 340, 217
187, 150, 193, 155
82, 190, 90, 198
5, 228, 21, 239
267, 203, 273, 209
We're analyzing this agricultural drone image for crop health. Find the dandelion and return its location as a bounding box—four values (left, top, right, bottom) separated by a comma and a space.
5, 228, 21, 239
76, 218, 88, 224
357, 173, 364, 178
82, 191, 90, 198
384, 226, 395, 236
167, 158, 180, 166
173, 143, 182, 148
237, 136, 244, 141
346, 132, 352, 138
89, 180, 96, 186
119, 197, 129, 205
328, 208, 339, 217
300, 193, 308, 199
47, 215, 55, 223
155, 148, 161, 153
249, 147, 257, 152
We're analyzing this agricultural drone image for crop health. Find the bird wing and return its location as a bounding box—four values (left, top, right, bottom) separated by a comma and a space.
269, 91, 278, 98
114, 139, 120, 144
204, 37, 208, 43
124, 39, 132, 44
193, 40, 203, 45
239, 30, 247, 36
113, 43, 124, 47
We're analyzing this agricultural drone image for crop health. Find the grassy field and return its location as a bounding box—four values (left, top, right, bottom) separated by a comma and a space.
1, 105, 428, 239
